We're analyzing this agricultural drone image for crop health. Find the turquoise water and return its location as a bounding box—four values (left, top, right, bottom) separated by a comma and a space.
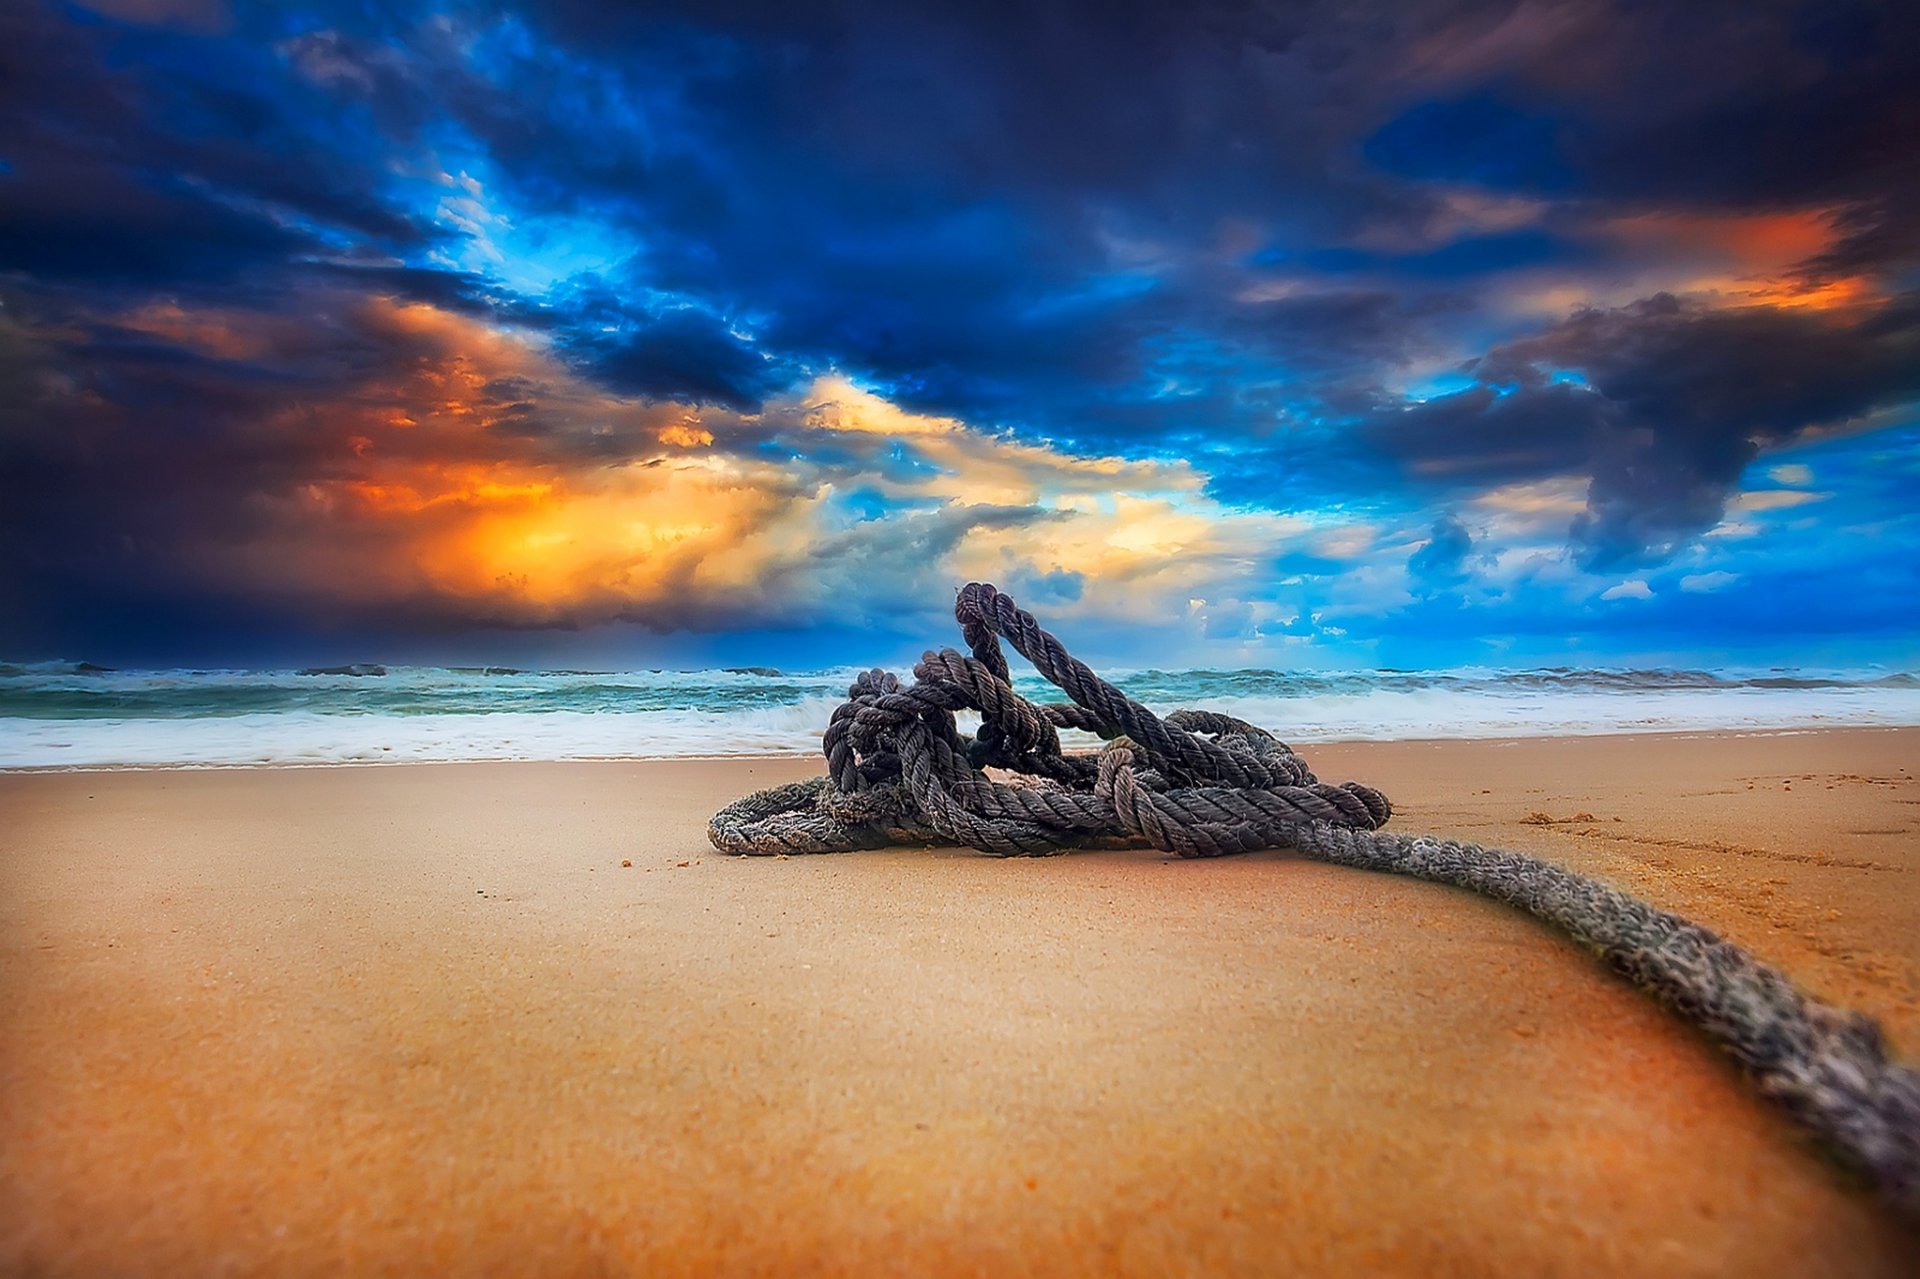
2, 661, 1917, 769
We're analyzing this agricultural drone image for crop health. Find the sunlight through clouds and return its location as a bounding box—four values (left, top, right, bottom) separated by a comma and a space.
131, 306, 1334, 640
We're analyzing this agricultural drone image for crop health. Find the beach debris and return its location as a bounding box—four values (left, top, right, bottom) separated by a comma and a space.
621, 859, 633, 868
709, 580, 1920, 1222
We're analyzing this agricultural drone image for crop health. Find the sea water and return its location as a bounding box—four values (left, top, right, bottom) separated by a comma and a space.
1, 661, 1917, 770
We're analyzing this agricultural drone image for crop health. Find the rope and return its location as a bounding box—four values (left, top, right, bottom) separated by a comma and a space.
709, 582, 1920, 1219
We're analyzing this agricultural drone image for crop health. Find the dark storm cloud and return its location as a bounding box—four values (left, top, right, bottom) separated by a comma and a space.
1367, 381, 1605, 485
579, 2, 1558, 438
408, 0, 1920, 460
0, 2, 446, 300
1361, 2, 1920, 211
1800, 185, 1920, 280
518, 0, 1382, 212
305, 262, 516, 318
543, 282, 802, 411
1408, 513, 1477, 588
566, 309, 795, 412
1, 322, 302, 637
1370, 291, 1920, 567
0, 158, 318, 284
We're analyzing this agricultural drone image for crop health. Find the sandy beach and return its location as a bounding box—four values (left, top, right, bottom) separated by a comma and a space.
2, 729, 1917, 1276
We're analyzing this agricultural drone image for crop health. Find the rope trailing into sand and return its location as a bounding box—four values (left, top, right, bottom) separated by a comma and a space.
709, 582, 1920, 1217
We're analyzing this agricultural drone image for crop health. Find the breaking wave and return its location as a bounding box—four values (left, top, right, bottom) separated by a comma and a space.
2, 661, 1916, 769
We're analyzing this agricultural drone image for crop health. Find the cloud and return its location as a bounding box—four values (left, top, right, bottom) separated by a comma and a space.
565, 306, 800, 411
68, 0, 229, 31
1365, 381, 1607, 484
1527, 293, 1920, 566
1679, 571, 1738, 593
1407, 512, 1475, 588
1730, 489, 1828, 513
1361, 290, 1920, 568
0, 286, 1326, 648
1599, 579, 1651, 601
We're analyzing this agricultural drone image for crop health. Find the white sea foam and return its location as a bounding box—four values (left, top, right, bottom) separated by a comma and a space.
0, 698, 844, 770
1201, 685, 1920, 742
3, 684, 1917, 770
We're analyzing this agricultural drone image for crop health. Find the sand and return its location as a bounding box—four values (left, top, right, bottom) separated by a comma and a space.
2, 729, 1917, 1275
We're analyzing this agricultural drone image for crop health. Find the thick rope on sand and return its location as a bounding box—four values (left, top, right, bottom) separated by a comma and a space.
709, 582, 1920, 1218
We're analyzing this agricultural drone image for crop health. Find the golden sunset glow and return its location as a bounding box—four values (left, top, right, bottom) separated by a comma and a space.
144, 313, 1329, 628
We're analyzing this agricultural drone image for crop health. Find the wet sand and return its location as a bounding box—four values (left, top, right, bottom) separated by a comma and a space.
2, 729, 1917, 1275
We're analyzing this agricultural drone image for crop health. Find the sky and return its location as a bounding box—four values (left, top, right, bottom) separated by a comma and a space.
2, 0, 1917, 672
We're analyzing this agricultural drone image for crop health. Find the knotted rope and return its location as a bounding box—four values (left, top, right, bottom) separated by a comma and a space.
710, 582, 1920, 1218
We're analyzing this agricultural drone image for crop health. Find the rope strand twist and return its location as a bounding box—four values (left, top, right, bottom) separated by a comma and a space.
709, 582, 1920, 1219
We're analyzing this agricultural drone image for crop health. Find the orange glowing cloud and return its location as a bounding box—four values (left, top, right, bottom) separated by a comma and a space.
1593, 207, 1878, 310
1602, 209, 1837, 269
153, 301, 1344, 633
114, 302, 276, 361
1492, 205, 1882, 322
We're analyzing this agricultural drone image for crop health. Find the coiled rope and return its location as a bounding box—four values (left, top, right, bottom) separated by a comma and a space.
709, 582, 1920, 1218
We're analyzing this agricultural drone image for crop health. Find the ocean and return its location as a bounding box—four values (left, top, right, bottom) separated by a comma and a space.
3, 660, 1917, 770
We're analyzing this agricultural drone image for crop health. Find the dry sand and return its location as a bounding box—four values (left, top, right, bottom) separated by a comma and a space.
2, 729, 1918, 1276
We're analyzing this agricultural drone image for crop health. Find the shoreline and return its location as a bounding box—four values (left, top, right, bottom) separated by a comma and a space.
1, 721, 1913, 775
4, 730, 1917, 1274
